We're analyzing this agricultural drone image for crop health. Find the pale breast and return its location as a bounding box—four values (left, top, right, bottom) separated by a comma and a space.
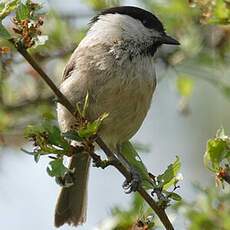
57, 43, 156, 148
88, 56, 156, 148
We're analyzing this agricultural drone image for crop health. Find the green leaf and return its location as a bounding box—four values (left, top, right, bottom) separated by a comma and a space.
120, 141, 153, 189
78, 123, 97, 138
16, 3, 30, 21
177, 75, 194, 97
63, 131, 83, 141
204, 138, 230, 172
78, 113, 109, 138
211, 0, 230, 24
34, 152, 41, 163
0, 0, 20, 20
47, 158, 68, 177
157, 156, 181, 190
163, 190, 182, 201
24, 122, 69, 150
21, 148, 40, 162
0, 23, 11, 39
0, 4, 5, 12
169, 192, 182, 201
204, 128, 230, 175
46, 124, 64, 146
24, 124, 45, 138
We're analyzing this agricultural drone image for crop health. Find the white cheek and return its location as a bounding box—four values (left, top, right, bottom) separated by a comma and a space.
84, 14, 123, 46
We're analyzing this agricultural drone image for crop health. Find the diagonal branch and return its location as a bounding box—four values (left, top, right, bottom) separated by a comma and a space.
10, 39, 174, 230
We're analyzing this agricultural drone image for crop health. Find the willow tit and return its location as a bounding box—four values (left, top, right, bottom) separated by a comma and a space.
55, 6, 179, 227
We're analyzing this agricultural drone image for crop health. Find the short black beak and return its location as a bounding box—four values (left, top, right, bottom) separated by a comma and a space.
161, 34, 180, 45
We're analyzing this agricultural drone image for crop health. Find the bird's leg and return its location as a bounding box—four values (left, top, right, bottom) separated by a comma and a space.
116, 144, 141, 193
91, 152, 116, 169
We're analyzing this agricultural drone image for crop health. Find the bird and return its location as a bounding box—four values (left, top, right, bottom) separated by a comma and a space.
55, 5, 179, 228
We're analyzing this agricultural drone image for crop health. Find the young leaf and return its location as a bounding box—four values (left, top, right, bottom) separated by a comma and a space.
0, 0, 20, 20
47, 158, 68, 177
78, 113, 108, 138
24, 124, 45, 137
34, 152, 41, 163
63, 131, 83, 142
0, 23, 11, 39
206, 139, 229, 171
0, 4, 4, 12
157, 156, 181, 190
204, 128, 230, 172
168, 192, 182, 201
16, 3, 30, 21
21, 148, 40, 163
46, 123, 66, 147
120, 141, 153, 189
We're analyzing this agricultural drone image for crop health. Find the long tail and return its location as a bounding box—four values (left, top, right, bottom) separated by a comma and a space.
55, 153, 91, 227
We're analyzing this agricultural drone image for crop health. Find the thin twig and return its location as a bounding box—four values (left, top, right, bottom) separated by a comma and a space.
11, 39, 174, 230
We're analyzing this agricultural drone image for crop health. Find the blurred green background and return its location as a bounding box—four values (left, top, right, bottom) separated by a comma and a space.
0, 0, 229, 229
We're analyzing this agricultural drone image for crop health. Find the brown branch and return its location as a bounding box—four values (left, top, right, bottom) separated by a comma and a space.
219, 166, 230, 185
11, 39, 174, 230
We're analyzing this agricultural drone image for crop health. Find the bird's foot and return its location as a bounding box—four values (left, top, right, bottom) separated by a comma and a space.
92, 153, 115, 169
123, 168, 141, 193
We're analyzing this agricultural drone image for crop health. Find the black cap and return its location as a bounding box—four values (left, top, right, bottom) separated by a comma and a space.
91, 6, 180, 46
91, 6, 165, 33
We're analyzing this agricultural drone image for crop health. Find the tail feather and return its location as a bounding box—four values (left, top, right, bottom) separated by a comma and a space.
55, 153, 90, 227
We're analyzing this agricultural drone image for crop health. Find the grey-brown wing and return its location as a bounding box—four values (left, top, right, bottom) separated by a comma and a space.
62, 56, 76, 82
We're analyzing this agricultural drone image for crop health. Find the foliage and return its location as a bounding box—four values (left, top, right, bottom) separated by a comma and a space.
0, 0, 45, 48
157, 156, 181, 191
152, 157, 182, 208
188, 0, 230, 24
0, 0, 230, 229
20, 91, 108, 183
22, 108, 108, 181
21, 120, 70, 181
122, 141, 182, 208
106, 185, 230, 230
0, 0, 229, 132
204, 128, 230, 187
0, 0, 20, 20
174, 185, 230, 230
0, 4, 184, 228
110, 193, 157, 230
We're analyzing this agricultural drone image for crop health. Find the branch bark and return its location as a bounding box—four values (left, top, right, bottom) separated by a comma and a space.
11, 40, 174, 230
